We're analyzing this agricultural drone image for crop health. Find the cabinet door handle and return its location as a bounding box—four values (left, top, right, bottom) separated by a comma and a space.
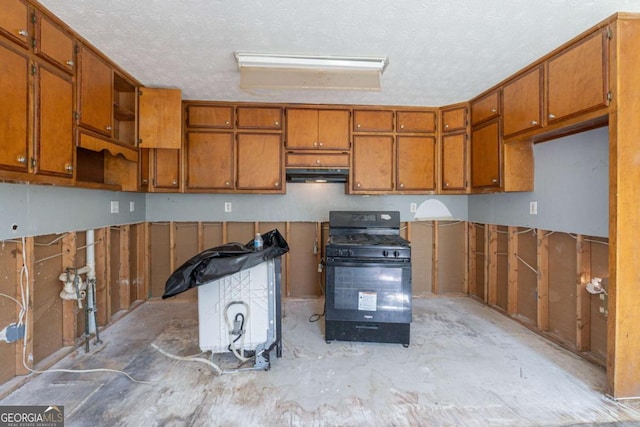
492, 178, 498, 184
142, 179, 148, 185
18, 29, 29, 37
105, 125, 112, 131
315, 159, 321, 164
225, 121, 230, 126
171, 180, 177, 186
17, 156, 27, 164
444, 124, 449, 129
399, 183, 404, 188
274, 181, 279, 187
491, 108, 497, 113
400, 124, 404, 129
66, 60, 74, 67
357, 124, 361, 128
225, 181, 230, 187
356, 183, 361, 188
318, 142, 323, 147
444, 182, 449, 188
548, 113, 556, 119
274, 121, 279, 126
65, 164, 73, 172
531, 120, 538, 126
313, 142, 318, 146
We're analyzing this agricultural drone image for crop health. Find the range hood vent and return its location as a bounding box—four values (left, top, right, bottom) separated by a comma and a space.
286, 168, 349, 183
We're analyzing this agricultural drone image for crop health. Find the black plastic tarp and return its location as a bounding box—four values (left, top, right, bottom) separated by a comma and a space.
162, 229, 289, 299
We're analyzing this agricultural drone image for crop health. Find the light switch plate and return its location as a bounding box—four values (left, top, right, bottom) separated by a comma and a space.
110, 200, 119, 214
529, 201, 537, 215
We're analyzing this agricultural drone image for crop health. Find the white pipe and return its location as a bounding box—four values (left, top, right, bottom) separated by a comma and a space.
86, 229, 96, 334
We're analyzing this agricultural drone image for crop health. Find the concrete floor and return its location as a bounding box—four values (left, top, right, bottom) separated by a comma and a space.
2, 296, 640, 426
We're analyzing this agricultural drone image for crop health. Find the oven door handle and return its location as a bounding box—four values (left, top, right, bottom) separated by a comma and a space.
326, 258, 410, 267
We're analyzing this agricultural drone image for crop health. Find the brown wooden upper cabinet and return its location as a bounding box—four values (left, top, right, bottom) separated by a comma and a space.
78, 45, 113, 137
236, 133, 284, 192
34, 11, 75, 75
0, 0, 30, 49
396, 136, 436, 192
441, 133, 467, 192
546, 28, 609, 123
236, 106, 282, 129
152, 148, 180, 190
471, 90, 500, 126
441, 106, 467, 133
502, 66, 543, 138
351, 135, 394, 192
286, 108, 350, 150
396, 110, 436, 133
185, 131, 234, 190
112, 72, 137, 146
185, 104, 233, 129
138, 87, 182, 149
353, 110, 394, 132
0, 41, 30, 173
471, 119, 501, 190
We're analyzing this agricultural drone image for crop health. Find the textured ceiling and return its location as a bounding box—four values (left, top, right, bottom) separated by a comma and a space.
38, 0, 640, 107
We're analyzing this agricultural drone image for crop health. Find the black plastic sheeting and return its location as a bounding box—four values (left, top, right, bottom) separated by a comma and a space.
162, 229, 289, 299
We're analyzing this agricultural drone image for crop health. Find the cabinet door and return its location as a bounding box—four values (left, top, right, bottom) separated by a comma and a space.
471, 119, 501, 189
397, 111, 436, 133
397, 136, 436, 192
286, 153, 349, 168
317, 109, 350, 150
78, 46, 112, 136
285, 108, 318, 149
34, 12, 74, 74
185, 132, 234, 190
236, 107, 282, 129
153, 148, 180, 190
441, 133, 467, 192
353, 110, 394, 132
139, 148, 150, 191
0, 0, 29, 48
503, 66, 542, 138
441, 106, 467, 133
351, 135, 394, 192
35, 64, 73, 177
0, 42, 29, 172
139, 87, 182, 149
185, 105, 233, 129
236, 133, 283, 191
471, 90, 500, 126
547, 29, 609, 123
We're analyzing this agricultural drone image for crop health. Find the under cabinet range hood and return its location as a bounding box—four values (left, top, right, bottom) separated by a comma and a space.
285, 168, 349, 183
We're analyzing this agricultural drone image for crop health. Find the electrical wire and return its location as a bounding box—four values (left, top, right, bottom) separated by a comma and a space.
151, 343, 222, 375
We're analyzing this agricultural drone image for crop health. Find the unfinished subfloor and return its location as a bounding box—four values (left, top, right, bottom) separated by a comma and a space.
2, 296, 640, 426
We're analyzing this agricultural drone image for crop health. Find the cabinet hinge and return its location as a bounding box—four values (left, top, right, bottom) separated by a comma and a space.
74, 44, 80, 55
606, 26, 612, 40
31, 38, 36, 49
138, 138, 143, 145
607, 91, 612, 103
31, 158, 36, 168
31, 65, 37, 75
31, 13, 37, 24
138, 90, 143, 96
73, 111, 80, 120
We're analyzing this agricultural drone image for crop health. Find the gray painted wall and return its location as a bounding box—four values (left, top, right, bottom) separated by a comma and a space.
0, 126, 608, 240
0, 184, 146, 240
468, 126, 609, 237
145, 186, 468, 223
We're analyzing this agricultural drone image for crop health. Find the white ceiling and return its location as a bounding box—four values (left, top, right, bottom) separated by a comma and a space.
38, 0, 640, 107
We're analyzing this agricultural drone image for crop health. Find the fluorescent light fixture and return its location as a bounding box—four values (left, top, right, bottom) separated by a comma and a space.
414, 199, 453, 221
234, 52, 389, 91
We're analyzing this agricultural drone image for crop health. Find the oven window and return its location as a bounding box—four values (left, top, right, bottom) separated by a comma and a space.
333, 265, 407, 312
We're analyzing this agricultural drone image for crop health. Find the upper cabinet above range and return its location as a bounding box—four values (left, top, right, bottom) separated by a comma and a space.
285, 108, 351, 150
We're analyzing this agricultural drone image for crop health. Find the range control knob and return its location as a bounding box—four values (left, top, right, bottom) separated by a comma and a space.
394, 250, 400, 258
382, 250, 389, 257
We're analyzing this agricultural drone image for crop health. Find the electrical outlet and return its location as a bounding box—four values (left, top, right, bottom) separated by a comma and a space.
529, 201, 537, 215
110, 201, 119, 214
224, 202, 232, 212
410, 203, 417, 213
129, 201, 135, 212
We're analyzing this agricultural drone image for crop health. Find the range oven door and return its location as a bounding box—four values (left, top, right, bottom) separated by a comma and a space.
325, 257, 411, 324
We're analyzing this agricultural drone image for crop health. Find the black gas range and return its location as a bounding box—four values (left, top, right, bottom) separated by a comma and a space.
324, 211, 412, 346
